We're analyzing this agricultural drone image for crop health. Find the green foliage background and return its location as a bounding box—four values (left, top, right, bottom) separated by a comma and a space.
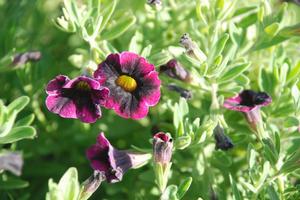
1, 0, 300, 199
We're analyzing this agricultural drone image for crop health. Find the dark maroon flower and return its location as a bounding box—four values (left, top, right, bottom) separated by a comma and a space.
153, 132, 173, 164
167, 83, 192, 99
86, 132, 151, 183
213, 125, 234, 151
45, 75, 109, 123
160, 59, 191, 82
224, 90, 272, 131
94, 52, 161, 119
12, 51, 41, 66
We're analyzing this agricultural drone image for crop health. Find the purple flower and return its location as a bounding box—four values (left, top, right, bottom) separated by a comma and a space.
94, 52, 161, 119
223, 90, 272, 131
86, 132, 151, 183
213, 125, 234, 151
45, 75, 109, 123
12, 51, 41, 66
153, 132, 173, 164
160, 59, 191, 82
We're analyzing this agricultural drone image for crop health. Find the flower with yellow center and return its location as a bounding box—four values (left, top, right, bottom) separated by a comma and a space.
115, 75, 137, 92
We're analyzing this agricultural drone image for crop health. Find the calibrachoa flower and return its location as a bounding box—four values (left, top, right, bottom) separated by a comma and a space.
86, 132, 151, 183
213, 125, 234, 151
160, 59, 191, 82
94, 52, 161, 119
223, 90, 272, 132
46, 75, 109, 123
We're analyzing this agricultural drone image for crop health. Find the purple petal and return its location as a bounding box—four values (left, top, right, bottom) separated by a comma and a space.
46, 75, 69, 95
77, 104, 101, 123
46, 95, 77, 118
64, 76, 100, 90
140, 71, 161, 106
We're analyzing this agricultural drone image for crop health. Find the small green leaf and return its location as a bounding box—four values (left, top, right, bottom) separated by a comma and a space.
99, 0, 117, 33
141, 45, 152, 58
283, 116, 299, 128
129, 31, 144, 54
287, 61, 300, 83
267, 185, 280, 200
102, 16, 136, 40
7, 96, 30, 115
161, 185, 178, 200
177, 177, 192, 199
175, 135, 191, 150
208, 33, 229, 66
219, 62, 250, 83
0, 177, 29, 190
229, 174, 242, 200
58, 167, 80, 200
15, 114, 35, 127
0, 126, 36, 144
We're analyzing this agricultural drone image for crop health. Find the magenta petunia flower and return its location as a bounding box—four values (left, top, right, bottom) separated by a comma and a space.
46, 75, 109, 123
94, 52, 161, 119
86, 132, 151, 183
224, 90, 272, 132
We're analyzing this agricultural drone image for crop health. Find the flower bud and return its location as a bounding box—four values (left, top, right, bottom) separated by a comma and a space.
179, 33, 207, 62
153, 132, 173, 164
79, 171, 105, 200
160, 59, 191, 82
167, 84, 192, 100
0, 152, 23, 176
12, 51, 41, 67
213, 125, 234, 151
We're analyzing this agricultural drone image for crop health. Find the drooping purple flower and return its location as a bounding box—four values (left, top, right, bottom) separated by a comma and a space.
160, 59, 191, 82
213, 125, 234, 151
94, 52, 161, 119
86, 132, 151, 183
167, 83, 192, 99
12, 51, 41, 66
153, 132, 173, 164
223, 90, 272, 131
45, 75, 109, 123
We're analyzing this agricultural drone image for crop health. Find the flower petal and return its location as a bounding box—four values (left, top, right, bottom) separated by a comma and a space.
120, 52, 154, 76
46, 95, 77, 118
46, 75, 69, 95
139, 71, 161, 106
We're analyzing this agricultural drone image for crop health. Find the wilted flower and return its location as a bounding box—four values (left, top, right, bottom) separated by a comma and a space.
167, 83, 192, 99
0, 152, 23, 176
179, 33, 207, 62
153, 132, 173, 164
46, 75, 109, 123
12, 51, 41, 66
86, 132, 151, 183
223, 90, 271, 133
160, 59, 191, 82
94, 52, 161, 119
213, 125, 234, 151
79, 171, 105, 200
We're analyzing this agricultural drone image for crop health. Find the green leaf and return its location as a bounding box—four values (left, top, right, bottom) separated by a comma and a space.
141, 45, 152, 58
101, 16, 136, 40
177, 177, 192, 199
0, 177, 29, 190
179, 97, 189, 117
58, 167, 80, 200
7, 96, 30, 115
229, 174, 242, 200
219, 62, 250, 83
267, 185, 280, 200
161, 185, 178, 200
175, 135, 191, 150
15, 114, 35, 127
287, 61, 300, 84
208, 33, 229, 66
46, 179, 63, 200
283, 116, 299, 128
0, 126, 36, 144
264, 23, 280, 36
99, 0, 117, 33
129, 31, 143, 54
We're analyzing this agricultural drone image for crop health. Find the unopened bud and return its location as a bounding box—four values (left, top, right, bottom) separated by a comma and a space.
167, 84, 192, 100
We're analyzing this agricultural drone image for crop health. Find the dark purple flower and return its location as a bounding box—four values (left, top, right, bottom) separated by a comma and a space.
167, 83, 192, 99
223, 90, 272, 131
213, 125, 234, 151
160, 59, 191, 82
153, 132, 173, 164
86, 132, 151, 183
94, 52, 161, 119
12, 51, 41, 66
147, 0, 162, 6
45, 75, 109, 123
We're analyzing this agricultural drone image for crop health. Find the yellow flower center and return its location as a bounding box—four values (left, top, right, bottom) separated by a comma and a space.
115, 75, 137, 92
75, 81, 91, 91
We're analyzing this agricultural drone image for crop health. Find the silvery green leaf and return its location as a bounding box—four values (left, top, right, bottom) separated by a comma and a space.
0, 126, 36, 144
102, 16, 136, 40
208, 33, 229, 67
58, 167, 80, 200
177, 177, 192, 199
99, 0, 117, 33
141, 45, 152, 58
175, 135, 191, 150
161, 185, 178, 200
287, 61, 300, 84
219, 62, 250, 83
129, 31, 143, 54
8, 96, 30, 115
0, 177, 29, 190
